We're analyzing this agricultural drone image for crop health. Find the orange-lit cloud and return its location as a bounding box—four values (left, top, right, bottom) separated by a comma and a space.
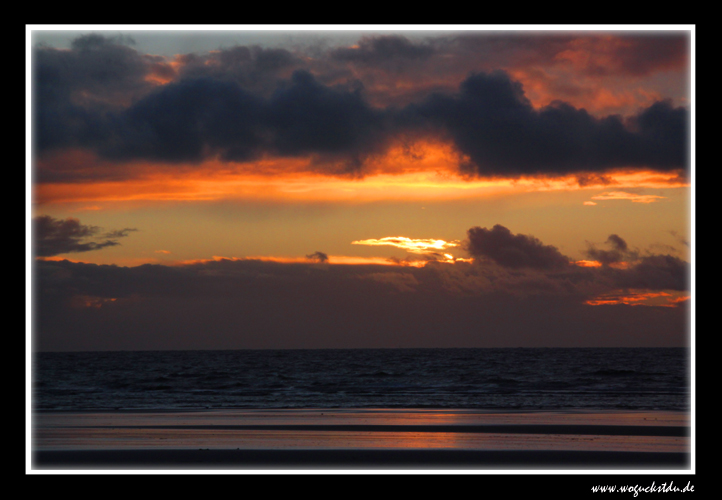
591, 191, 667, 203
35, 153, 687, 207
666, 295, 691, 306
574, 260, 635, 269
585, 290, 689, 308
36, 255, 91, 264
506, 68, 661, 116
144, 57, 183, 85
552, 35, 688, 77
507, 63, 672, 116
574, 260, 603, 268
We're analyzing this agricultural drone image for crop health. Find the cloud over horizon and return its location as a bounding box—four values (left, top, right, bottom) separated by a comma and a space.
34, 220, 690, 350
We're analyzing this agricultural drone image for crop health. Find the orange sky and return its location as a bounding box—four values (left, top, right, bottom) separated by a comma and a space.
29, 28, 693, 350
34, 142, 688, 207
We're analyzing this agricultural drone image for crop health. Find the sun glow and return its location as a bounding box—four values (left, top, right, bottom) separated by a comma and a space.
352, 236, 460, 253
34, 142, 688, 207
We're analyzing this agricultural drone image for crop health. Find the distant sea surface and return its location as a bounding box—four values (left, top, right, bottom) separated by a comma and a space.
34, 348, 689, 412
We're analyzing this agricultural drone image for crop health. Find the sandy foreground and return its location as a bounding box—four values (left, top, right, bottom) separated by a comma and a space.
31, 408, 691, 470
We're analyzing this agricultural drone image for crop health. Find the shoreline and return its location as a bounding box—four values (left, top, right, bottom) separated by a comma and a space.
32, 408, 691, 470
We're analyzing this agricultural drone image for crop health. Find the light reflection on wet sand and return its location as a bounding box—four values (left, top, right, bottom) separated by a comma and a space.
34, 409, 690, 454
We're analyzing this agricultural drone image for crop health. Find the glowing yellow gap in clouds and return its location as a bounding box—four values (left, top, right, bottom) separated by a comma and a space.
352, 237, 460, 253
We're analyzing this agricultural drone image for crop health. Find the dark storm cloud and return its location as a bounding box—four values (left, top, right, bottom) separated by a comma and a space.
37, 34, 153, 100
407, 71, 689, 176
108, 70, 387, 166
465, 224, 570, 270
34, 36, 288, 158
105, 77, 267, 162
268, 71, 386, 160
40, 59, 387, 170
33, 34, 160, 152
629, 100, 689, 168
34, 34, 689, 180
34, 215, 136, 257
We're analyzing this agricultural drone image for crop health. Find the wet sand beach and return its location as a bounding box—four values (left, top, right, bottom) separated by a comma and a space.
32, 408, 691, 470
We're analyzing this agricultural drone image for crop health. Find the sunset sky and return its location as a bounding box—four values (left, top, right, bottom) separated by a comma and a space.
28, 26, 693, 351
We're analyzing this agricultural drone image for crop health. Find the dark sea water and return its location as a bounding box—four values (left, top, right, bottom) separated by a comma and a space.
33, 348, 689, 412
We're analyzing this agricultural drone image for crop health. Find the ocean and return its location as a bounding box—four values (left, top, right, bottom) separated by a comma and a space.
33, 348, 689, 412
